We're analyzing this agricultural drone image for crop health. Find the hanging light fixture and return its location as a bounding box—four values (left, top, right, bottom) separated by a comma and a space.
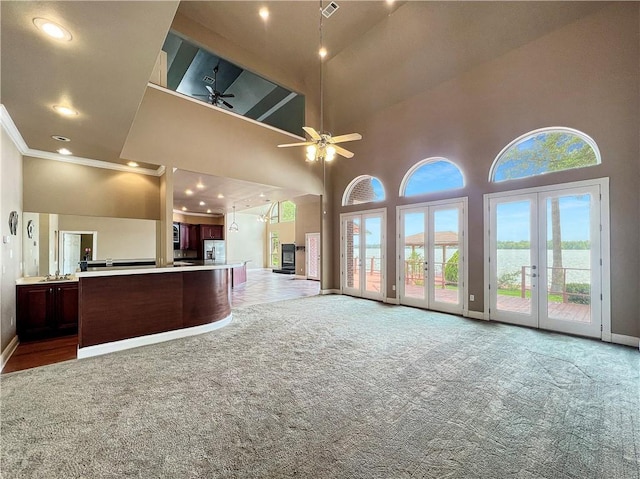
277, 1, 361, 162
228, 205, 239, 232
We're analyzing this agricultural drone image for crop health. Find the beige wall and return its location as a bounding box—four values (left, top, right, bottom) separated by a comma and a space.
329, 4, 640, 337
57, 215, 156, 261
227, 213, 265, 267
23, 157, 161, 220
1, 126, 22, 352
173, 212, 224, 226
294, 196, 321, 276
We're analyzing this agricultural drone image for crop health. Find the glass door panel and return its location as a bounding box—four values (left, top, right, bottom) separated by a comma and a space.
402, 211, 425, 301
539, 187, 601, 337
344, 217, 360, 292
363, 216, 382, 296
490, 197, 538, 327
431, 207, 460, 306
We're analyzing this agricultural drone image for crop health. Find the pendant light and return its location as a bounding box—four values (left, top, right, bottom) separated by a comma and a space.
228, 205, 239, 232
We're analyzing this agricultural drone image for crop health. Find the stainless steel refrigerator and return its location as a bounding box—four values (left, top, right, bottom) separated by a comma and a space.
203, 239, 225, 263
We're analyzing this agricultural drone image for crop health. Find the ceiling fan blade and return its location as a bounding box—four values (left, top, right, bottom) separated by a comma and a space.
205, 85, 214, 94
329, 132, 362, 144
332, 144, 355, 159
222, 100, 234, 109
220, 93, 235, 98
302, 126, 321, 141
277, 141, 315, 148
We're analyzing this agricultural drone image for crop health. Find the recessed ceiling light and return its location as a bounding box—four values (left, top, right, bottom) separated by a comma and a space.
33, 18, 72, 41
196, 182, 205, 189
51, 135, 71, 142
386, 0, 395, 4
57, 148, 72, 155
182, 206, 187, 211
199, 201, 205, 206
53, 105, 78, 117
259, 193, 265, 198
319, 47, 328, 59
217, 193, 224, 199
207, 209, 212, 214
185, 189, 194, 196
259, 7, 269, 20
127, 161, 139, 168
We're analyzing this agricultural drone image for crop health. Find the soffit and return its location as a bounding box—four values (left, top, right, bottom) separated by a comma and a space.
0, 1, 179, 169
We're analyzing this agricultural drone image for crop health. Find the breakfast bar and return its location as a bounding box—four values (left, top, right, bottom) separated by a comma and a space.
76, 262, 242, 358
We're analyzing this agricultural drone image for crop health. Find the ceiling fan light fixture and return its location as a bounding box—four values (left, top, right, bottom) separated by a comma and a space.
259, 7, 269, 20
53, 105, 78, 117
325, 145, 336, 162
318, 46, 327, 59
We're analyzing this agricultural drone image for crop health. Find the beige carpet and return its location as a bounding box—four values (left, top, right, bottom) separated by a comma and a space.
2, 295, 639, 478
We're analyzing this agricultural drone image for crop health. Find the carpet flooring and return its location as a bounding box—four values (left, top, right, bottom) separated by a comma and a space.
1, 295, 639, 478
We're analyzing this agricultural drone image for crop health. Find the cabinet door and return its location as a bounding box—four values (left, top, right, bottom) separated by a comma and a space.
56, 284, 79, 334
16, 285, 56, 340
200, 225, 213, 239
212, 225, 224, 240
189, 224, 200, 250
180, 223, 189, 249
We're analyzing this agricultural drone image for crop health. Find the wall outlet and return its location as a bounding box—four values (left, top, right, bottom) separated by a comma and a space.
392, 285, 396, 291
470, 294, 475, 301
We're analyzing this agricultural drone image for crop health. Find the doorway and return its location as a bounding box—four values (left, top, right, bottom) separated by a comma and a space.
341, 209, 386, 300
485, 179, 609, 338
59, 231, 97, 274
398, 198, 467, 315
305, 233, 321, 281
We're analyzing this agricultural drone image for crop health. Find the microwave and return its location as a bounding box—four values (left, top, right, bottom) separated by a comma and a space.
173, 223, 180, 249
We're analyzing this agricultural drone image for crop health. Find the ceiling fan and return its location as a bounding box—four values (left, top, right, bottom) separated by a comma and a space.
277, 2, 361, 162
278, 127, 361, 162
196, 62, 235, 109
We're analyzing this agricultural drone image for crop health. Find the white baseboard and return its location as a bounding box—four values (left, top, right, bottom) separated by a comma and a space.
77, 315, 233, 359
1, 335, 20, 371
465, 310, 487, 320
610, 333, 640, 350
320, 289, 340, 295
384, 297, 400, 305
293, 274, 307, 280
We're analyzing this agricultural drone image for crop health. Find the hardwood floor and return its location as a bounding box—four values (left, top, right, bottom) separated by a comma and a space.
2, 335, 78, 374
2, 269, 320, 374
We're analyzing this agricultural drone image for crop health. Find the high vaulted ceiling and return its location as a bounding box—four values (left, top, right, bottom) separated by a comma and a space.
1, 1, 608, 215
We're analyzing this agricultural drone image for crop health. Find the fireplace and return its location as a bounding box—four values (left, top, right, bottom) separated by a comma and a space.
274, 243, 296, 274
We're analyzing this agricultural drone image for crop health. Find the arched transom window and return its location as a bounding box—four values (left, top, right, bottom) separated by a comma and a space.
342, 175, 385, 206
490, 127, 600, 182
400, 158, 464, 197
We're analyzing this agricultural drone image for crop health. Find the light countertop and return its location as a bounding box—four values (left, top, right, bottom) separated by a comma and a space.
75, 261, 246, 278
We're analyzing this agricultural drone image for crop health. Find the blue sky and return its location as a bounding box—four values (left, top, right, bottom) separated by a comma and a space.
405, 161, 464, 196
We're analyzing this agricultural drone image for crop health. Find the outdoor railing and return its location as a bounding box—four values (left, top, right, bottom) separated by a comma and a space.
519, 266, 590, 304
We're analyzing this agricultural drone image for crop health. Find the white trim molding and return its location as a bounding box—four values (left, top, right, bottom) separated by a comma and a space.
1, 104, 163, 177
320, 289, 340, 295
384, 297, 400, 305
1, 336, 20, 371
465, 310, 486, 321
77, 315, 232, 359
610, 334, 640, 350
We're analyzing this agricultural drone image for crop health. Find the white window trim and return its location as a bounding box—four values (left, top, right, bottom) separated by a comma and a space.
482, 177, 611, 341
342, 175, 386, 206
488, 126, 602, 183
399, 157, 465, 197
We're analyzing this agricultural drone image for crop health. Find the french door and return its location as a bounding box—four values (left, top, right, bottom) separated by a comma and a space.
486, 181, 607, 338
341, 209, 386, 300
305, 233, 321, 281
398, 199, 466, 315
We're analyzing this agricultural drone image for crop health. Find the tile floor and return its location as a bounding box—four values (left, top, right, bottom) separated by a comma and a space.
2, 268, 320, 373
231, 268, 320, 308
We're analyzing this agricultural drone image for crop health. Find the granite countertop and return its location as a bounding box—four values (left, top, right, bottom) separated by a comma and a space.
16, 275, 78, 285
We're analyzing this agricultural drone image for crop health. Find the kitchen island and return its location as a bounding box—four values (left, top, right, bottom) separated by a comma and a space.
76, 262, 243, 358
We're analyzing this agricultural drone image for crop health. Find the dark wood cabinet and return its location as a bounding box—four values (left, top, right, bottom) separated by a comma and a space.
17, 282, 79, 341
200, 224, 224, 240
179, 223, 190, 250
188, 224, 200, 250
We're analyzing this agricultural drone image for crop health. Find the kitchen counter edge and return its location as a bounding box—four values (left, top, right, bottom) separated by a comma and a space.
75, 262, 246, 278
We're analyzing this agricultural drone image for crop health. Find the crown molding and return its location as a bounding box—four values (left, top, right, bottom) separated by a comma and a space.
1, 104, 164, 177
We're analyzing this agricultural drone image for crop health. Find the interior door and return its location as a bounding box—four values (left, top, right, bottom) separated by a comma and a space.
488, 185, 602, 338
305, 233, 321, 281
399, 200, 465, 314
62, 233, 81, 275
341, 210, 385, 300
